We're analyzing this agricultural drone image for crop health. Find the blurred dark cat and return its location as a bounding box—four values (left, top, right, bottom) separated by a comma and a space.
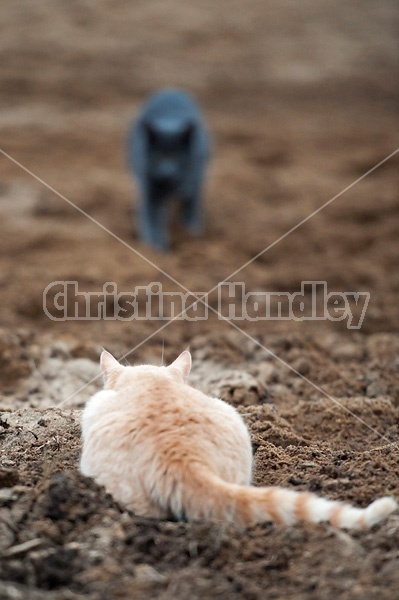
128, 89, 211, 251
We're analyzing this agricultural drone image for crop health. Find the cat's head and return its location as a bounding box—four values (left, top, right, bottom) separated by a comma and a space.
100, 349, 192, 390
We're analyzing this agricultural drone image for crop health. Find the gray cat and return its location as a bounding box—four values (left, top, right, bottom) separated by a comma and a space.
128, 89, 211, 251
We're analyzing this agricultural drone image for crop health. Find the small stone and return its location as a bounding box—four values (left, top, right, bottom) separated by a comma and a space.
0, 488, 16, 503
291, 378, 305, 392
0, 468, 19, 488
288, 476, 302, 486
255, 363, 275, 384
2, 538, 43, 557
270, 384, 289, 398
135, 564, 166, 583
0, 523, 14, 552
366, 380, 387, 398
48, 341, 71, 360
331, 343, 362, 360
291, 357, 310, 376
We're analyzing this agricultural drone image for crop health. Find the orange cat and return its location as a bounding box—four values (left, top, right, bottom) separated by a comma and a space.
80, 350, 397, 529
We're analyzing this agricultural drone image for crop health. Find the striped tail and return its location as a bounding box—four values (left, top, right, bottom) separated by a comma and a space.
180, 472, 397, 529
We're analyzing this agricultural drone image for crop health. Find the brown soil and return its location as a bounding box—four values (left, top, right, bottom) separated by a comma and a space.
0, 1, 398, 599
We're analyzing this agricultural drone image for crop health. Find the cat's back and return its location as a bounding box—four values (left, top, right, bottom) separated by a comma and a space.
84, 371, 246, 438
89, 372, 250, 478
81, 354, 254, 504
119, 372, 240, 430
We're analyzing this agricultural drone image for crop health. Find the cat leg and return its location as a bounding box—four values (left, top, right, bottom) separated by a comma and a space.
182, 192, 203, 236
151, 200, 170, 251
138, 192, 169, 251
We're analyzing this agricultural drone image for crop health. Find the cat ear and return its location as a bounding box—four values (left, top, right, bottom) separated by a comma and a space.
169, 350, 192, 380
100, 350, 123, 385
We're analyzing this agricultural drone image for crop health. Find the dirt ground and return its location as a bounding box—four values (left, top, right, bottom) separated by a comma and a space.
0, 1, 398, 598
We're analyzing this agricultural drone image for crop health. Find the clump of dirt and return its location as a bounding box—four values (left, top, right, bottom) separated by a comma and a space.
0, 335, 102, 411
0, 329, 36, 392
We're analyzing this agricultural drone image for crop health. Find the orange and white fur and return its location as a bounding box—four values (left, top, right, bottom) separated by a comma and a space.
80, 350, 397, 529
